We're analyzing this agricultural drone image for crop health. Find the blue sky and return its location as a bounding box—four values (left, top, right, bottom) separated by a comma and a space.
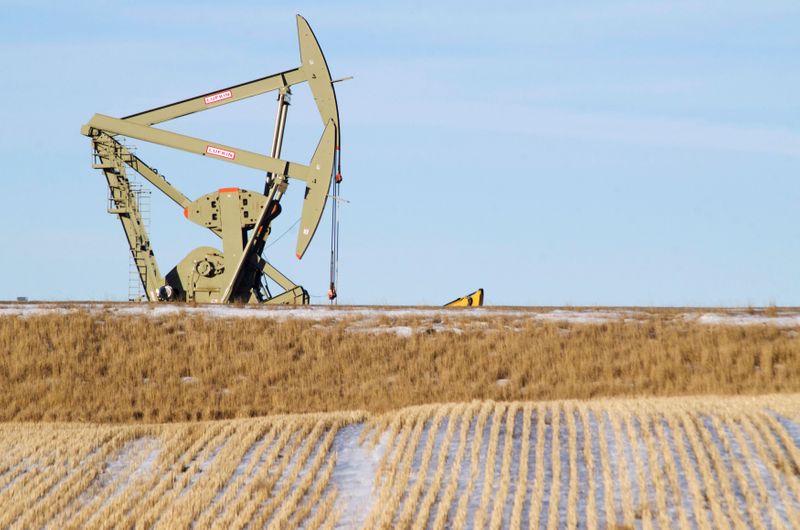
1, 1, 799, 306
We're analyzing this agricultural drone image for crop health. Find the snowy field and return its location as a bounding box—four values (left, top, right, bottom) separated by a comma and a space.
0, 395, 798, 529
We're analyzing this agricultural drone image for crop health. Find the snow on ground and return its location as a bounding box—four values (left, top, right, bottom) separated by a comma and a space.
0, 303, 519, 321
348, 325, 415, 337
343, 399, 800, 529
79, 436, 160, 515
4, 303, 800, 329
686, 311, 800, 327
330, 424, 384, 529
530, 309, 639, 324
1, 397, 798, 528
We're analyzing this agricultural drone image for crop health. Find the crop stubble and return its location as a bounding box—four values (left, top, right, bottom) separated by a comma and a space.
0, 397, 798, 528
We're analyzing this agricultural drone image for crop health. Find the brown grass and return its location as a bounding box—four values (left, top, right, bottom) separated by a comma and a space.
0, 309, 799, 423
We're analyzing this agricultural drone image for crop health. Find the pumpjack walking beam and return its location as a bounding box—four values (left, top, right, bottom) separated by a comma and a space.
81, 15, 341, 304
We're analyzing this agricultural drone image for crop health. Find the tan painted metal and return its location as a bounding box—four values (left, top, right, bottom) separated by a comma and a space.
92, 135, 164, 298
82, 15, 340, 304
123, 69, 307, 126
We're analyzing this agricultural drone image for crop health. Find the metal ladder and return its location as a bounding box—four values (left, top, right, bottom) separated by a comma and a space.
127, 179, 151, 301
92, 141, 152, 302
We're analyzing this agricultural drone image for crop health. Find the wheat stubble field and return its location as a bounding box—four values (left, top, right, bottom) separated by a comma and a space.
0, 303, 799, 528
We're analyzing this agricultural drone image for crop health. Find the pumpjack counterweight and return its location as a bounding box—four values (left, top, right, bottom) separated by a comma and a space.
82, 16, 341, 304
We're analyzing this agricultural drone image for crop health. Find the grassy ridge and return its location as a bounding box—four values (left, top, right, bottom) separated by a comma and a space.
0, 309, 798, 423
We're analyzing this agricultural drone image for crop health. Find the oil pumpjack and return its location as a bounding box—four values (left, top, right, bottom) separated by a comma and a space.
81, 15, 342, 304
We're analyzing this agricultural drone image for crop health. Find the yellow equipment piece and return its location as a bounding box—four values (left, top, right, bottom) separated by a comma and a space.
445, 288, 484, 307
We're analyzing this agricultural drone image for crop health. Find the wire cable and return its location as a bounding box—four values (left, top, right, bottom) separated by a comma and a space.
265, 217, 301, 249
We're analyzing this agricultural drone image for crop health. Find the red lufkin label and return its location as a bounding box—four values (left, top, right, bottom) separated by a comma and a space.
204, 90, 232, 105
206, 146, 236, 160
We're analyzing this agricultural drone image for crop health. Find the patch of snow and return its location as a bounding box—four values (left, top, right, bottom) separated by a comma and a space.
659, 417, 702, 529
0, 463, 29, 495
537, 408, 555, 528
520, 409, 538, 527
688, 312, 800, 327
720, 421, 766, 527
330, 423, 385, 530
573, 409, 589, 529
773, 414, 800, 447
84, 437, 160, 516
354, 325, 413, 337
212, 428, 284, 524
736, 419, 795, 527
0, 304, 71, 317
428, 413, 467, 526
445, 412, 478, 525
463, 409, 496, 527
533, 310, 626, 324
182, 436, 226, 494
555, 408, 571, 528
208, 433, 268, 508
586, 410, 607, 529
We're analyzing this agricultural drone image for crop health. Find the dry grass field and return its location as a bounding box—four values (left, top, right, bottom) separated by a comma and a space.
1, 304, 799, 528
0, 304, 798, 422
0, 396, 798, 529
